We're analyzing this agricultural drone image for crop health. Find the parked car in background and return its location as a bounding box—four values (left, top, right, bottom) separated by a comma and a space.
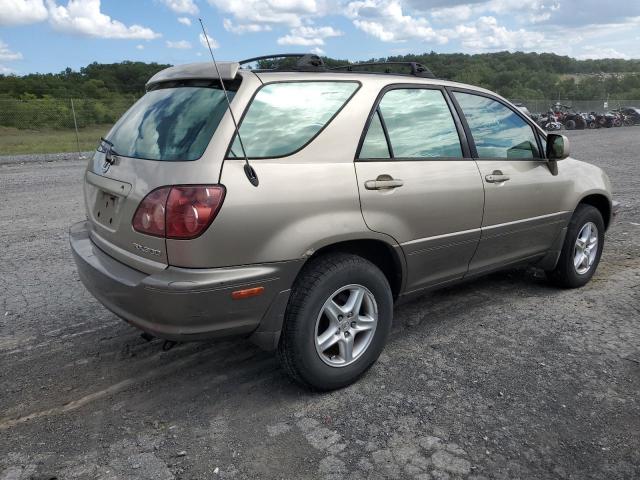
70, 55, 616, 390
620, 107, 640, 125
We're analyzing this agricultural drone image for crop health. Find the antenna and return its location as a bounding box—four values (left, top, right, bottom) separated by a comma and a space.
198, 18, 258, 187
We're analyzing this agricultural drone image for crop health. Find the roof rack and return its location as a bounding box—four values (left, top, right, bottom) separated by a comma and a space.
329, 62, 436, 79
239, 54, 325, 71
238, 54, 437, 78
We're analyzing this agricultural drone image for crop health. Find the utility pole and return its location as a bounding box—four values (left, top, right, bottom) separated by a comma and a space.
70, 98, 84, 160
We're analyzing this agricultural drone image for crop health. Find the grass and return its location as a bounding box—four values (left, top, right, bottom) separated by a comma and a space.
0, 125, 112, 156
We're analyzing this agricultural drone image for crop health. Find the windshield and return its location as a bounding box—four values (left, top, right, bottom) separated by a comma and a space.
104, 81, 237, 161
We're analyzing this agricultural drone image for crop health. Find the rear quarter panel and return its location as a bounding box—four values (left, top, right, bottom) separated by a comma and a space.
166, 74, 402, 268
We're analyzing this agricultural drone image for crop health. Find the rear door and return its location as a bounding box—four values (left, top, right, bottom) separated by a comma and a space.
450, 89, 571, 274
355, 85, 485, 293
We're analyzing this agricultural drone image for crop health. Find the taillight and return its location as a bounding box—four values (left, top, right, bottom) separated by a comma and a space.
132, 185, 225, 239
166, 186, 225, 239
132, 187, 170, 237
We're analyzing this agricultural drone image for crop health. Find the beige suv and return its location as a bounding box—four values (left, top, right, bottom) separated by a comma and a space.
70, 55, 615, 390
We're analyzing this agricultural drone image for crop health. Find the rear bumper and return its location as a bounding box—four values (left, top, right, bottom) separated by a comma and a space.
70, 221, 302, 345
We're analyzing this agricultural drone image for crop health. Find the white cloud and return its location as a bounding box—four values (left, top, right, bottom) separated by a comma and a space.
431, 5, 473, 22
46, 0, 160, 39
277, 25, 342, 46
136, 44, 144, 49
198, 32, 219, 49
277, 35, 323, 46
0, 64, 16, 74
311, 46, 324, 55
0, 40, 23, 61
576, 47, 630, 60
161, 0, 198, 15
223, 18, 272, 34
450, 16, 542, 50
428, 0, 559, 26
208, 0, 324, 27
0, 0, 48, 26
177, 16, 191, 26
346, 0, 447, 44
166, 39, 192, 49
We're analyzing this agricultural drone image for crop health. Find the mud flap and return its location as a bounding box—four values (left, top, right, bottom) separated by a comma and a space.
248, 289, 291, 351
536, 226, 568, 271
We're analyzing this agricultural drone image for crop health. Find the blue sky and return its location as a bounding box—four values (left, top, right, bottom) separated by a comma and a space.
1, 0, 639, 75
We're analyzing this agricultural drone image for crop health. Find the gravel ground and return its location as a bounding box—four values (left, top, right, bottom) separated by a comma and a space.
1, 128, 638, 480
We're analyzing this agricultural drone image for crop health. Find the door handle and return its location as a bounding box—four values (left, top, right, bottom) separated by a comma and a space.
364, 175, 404, 190
485, 170, 510, 183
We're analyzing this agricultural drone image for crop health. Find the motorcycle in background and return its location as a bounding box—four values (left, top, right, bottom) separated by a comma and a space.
553, 104, 586, 130
582, 112, 597, 129
536, 110, 563, 131
592, 111, 616, 128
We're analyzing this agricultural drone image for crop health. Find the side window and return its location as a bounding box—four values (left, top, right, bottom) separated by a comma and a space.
454, 92, 541, 159
360, 110, 391, 159
373, 88, 462, 159
229, 81, 359, 158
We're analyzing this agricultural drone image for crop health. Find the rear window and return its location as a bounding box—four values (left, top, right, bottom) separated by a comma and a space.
228, 81, 359, 159
104, 80, 238, 161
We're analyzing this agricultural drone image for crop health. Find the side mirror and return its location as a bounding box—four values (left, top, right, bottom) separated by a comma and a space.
546, 134, 570, 160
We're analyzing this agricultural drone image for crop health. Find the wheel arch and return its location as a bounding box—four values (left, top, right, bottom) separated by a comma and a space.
306, 238, 406, 300
578, 193, 612, 230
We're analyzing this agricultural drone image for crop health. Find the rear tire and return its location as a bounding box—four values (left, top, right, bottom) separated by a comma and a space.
277, 253, 393, 390
565, 119, 576, 130
546, 204, 604, 288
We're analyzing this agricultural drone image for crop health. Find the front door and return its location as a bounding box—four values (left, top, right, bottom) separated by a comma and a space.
451, 90, 571, 274
355, 86, 485, 293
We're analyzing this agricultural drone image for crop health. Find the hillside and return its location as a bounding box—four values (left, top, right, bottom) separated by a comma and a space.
2, 52, 640, 102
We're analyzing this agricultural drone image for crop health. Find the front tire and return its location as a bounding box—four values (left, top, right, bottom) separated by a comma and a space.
546, 204, 605, 288
277, 253, 393, 390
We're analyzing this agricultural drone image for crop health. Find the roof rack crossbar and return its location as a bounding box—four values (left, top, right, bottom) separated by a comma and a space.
239, 53, 325, 71
329, 61, 436, 78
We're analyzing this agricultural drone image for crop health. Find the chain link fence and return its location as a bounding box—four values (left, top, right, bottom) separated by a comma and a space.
0, 97, 135, 130
0, 97, 137, 156
1, 96, 639, 156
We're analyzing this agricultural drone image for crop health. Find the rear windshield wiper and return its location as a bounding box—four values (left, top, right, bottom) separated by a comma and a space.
98, 137, 121, 157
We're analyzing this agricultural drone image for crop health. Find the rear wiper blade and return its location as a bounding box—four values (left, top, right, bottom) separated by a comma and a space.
99, 137, 121, 157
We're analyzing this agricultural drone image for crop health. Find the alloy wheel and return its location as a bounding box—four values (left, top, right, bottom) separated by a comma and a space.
573, 222, 598, 275
314, 284, 378, 367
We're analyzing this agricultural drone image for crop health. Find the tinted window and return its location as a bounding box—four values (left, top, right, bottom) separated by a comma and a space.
106, 84, 234, 161
454, 92, 540, 159
229, 81, 359, 158
378, 89, 462, 158
360, 110, 390, 158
